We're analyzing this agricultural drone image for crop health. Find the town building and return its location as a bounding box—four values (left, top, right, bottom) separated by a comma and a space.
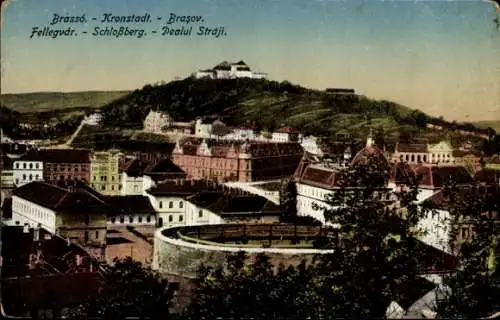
12, 151, 44, 187
143, 110, 172, 133
392, 140, 460, 165
90, 149, 121, 195
485, 156, 500, 171
171, 138, 303, 182
145, 180, 221, 228
120, 157, 186, 195
82, 112, 103, 126
417, 186, 499, 255
193, 60, 267, 79
104, 195, 157, 238
10, 182, 108, 259
185, 192, 282, 225
41, 149, 92, 184
271, 126, 300, 143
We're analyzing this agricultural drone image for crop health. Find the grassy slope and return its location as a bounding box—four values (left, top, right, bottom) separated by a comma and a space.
0, 91, 130, 113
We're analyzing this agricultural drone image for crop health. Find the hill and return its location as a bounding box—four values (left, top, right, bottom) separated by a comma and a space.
474, 121, 500, 133
99, 77, 491, 142
0, 91, 130, 114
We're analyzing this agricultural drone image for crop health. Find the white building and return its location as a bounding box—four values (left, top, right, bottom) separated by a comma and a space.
428, 141, 454, 164
143, 110, 171, 134
145, 180, 212, 229
300, 136, 324, 156
272, 126, 300, 143
194, 60, 267, 80
82, 112, 103, 126
194, 118, 212, 137
11, 191, 57, 233
13, 152, 44, 187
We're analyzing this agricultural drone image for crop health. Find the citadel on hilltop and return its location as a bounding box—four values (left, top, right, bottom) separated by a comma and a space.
193, 60, 267, 80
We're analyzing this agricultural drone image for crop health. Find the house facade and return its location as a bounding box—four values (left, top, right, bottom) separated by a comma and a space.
41, 149, 92, 184
90, 149, 121, 195
272, 126, 300, 143
143, 110, 172, 133
171, 138, 303, 182
13, 152, 44, 187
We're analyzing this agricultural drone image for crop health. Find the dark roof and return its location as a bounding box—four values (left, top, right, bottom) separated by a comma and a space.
174, 138, 303, 158
2, 273, 102, 312
422, 186, 499, 212
148, 158, 185, 174
396, 142, 428, 153
147, 180, 219, 197
103, 195, 156, 215
1, 226, 94, 278
12, 182, 108, 215
414, 165, 474, 188
20, 149, 91, 163
234, 60, 248, 66
351, 144, 389, 167
186, 192, 280, 215
121, 158, 185, 178
212, 121, 232, 136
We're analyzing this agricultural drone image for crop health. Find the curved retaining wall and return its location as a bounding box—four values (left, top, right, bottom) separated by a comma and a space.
152, 224, 335, 278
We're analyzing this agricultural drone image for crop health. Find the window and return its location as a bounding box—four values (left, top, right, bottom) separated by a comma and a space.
16, 163, 19, 169
129, 216, 133, 223
138, 216, 143, 223
120, 216, 125, 223
35, 174, 39, 180
179, 201, 183, 208
23, 163, 26, 169
179, 215, 183, 222
159, 201, 163, 209
169, 215, 173, 222
101, 186, 105, 191
146, 216, 151, 223
461, 227, 470, 239
199, 210, 203, 218
169, 201, 173, 208
94, 176, 97, 181
95, 231, 99, 239
111, 185, 115, 191
29, 174, 33, 181
23, 174, 26, 180
110, 217, 116, 223
29, 163, 33, 169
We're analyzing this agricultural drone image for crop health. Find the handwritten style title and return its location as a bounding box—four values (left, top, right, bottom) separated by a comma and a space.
29, 13, 228, 39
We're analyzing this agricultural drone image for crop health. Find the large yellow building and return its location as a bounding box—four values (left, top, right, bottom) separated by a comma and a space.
90, 149, 121, 195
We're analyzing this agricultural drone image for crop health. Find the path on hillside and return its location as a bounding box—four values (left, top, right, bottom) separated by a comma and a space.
65, 120, 86, 147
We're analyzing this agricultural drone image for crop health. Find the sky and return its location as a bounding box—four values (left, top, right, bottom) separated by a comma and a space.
1, 0, 499, 122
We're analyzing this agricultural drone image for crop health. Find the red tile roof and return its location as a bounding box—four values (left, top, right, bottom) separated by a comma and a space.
414, 165, 474, 188
350, 145, 388, 167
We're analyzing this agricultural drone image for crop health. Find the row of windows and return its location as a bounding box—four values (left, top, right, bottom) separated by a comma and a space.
94, 175, 116, 182
109, 215, 153, 224
15, 162, 41, 169
159, 200, 184, 209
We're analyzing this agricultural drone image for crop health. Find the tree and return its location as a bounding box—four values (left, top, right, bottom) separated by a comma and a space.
68, 257, 177, 319
186, 155, 430, 319
436, 184, 500, 318
185, 252, 318, 319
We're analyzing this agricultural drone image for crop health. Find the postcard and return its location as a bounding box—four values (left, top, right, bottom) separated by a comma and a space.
0, 0, 499, 319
